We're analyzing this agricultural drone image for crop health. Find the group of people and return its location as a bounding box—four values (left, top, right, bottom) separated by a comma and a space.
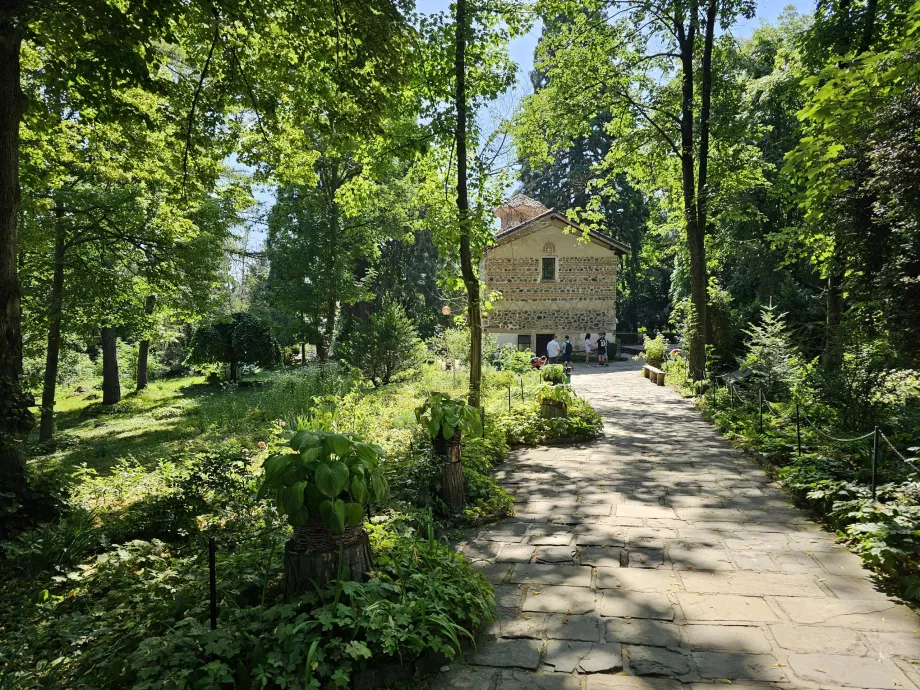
545, 333, 611, 367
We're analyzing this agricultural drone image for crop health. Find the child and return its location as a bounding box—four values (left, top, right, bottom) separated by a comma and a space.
596, 333, 609, 367
584, 333, 592, 365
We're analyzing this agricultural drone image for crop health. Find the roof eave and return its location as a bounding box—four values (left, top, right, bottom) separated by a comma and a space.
491, 210, 631, 255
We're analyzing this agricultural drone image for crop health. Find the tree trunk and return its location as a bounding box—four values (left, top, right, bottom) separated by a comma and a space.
823, 258, 844, 368
435, 431, 465, 510
284, 522, 373, 599
39, 205, 66, 441
136, 294, 156, 391
454, 0, 482, 408
101, 326, 121, 405
540, 400, 567, 419
300, 341, 306, 366
0, 6, 32, 493
698, 0, 717, 349
678, 18, 707, 381
229, 356, 238, 383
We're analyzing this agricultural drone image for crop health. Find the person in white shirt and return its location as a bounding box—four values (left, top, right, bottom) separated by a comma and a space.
584, 333, 592, 365
546, 336, 561, 363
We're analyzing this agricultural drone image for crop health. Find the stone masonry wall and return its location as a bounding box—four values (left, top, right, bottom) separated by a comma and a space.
485, 256, 617, 301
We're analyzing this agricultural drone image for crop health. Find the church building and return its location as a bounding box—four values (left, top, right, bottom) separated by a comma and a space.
482, 195, 629, 356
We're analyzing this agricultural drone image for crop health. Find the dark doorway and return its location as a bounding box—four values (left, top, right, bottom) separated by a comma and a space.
535, 334, 555, 358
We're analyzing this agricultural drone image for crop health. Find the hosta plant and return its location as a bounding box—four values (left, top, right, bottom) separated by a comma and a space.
415, 393, 482, 441
541, 364, 566, 384
537, 382, 575, 406
257, 429, 388, 534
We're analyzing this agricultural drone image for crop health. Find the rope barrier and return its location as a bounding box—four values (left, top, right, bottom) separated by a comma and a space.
800, 412, 876, 443
879, 430, 920, 474
763, 398, 797, 422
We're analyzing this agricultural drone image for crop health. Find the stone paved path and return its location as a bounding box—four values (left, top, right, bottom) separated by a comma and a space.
435, 362, 920, 690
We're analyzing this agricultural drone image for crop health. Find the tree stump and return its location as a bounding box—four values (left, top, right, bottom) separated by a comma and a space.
434, 431, 465, 510
540, 399, 567, 419
284, 521, 373, 600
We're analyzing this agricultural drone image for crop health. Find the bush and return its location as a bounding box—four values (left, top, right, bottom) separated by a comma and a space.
737, 304, 807, 401
0, 515, 495, 690
496, 397, 603, 447
337, 302, 425, 387
495, 346, 533, 374
541, 364, 566, 384
187, 312, 279, 382
638, 334, 668, 367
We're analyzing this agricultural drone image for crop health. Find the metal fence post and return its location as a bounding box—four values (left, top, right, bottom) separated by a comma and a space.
759, 389, 764, 434
730, 383, 734, 409
508, 386, 511, 412
871, 426, 879, 500
209, 535, 218, 630
795, 403, 802, 457
520, 377, 524, 402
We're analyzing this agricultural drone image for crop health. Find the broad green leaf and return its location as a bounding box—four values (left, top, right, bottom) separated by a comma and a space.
305, 483, 324, 519
328, 461, 350, 495
351, 476, 368, 504
370, 470, 389, 503
301, 445, 323, 462
326, 433, 352, 457
281, 480, 308, 517
262, 454, 291, 482
427, 418, 440, 437
442, 423, 455, 440
315, 463, 335, 497
320, 499, 346, 534
344, 502, 365, 528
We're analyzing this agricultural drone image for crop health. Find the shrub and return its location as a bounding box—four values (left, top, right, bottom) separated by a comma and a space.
337, 302, 425, 387
638, 334, 668, 367
0, 515, 495, 690
737, 304, 807, 401
187, 312, 279, 382
258, 429, 388, 533
541, 364, 566, 384
496, 346, 533, 374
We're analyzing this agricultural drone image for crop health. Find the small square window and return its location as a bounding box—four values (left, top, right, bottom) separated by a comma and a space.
541, 257, 556, 281
517, 335, 531, 351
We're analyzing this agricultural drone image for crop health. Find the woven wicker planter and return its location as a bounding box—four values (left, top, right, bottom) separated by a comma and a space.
284, 519, 373, 599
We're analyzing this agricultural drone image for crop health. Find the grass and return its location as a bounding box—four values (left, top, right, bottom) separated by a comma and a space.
25, 363, 550, 512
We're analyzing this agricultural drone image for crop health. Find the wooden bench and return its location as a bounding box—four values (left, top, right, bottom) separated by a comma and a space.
643, 364, 665, 386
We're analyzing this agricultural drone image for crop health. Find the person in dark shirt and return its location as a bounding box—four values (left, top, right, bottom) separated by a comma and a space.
596, 333, 609, 367
561, 335, 573, 374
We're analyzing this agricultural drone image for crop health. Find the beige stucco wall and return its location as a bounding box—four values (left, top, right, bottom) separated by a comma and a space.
483, 218, 618, 352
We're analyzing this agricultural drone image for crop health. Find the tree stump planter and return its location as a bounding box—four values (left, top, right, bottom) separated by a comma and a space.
540, 399, 567, 419
284, 520, 373, 600
433, 431, 464, 510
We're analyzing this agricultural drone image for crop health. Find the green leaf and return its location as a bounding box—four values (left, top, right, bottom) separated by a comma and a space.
370, 470, 389, 503
442, 423, 455, 440
305, 483, 324, 519
281, 480, 308, 517
427, 418, 440, 437
320, 499, 346, 533
315, 461, 350, 498
351, 476, 368, 504
262, 453, 292, 482
344, 502, 365, 528
301, 445, 323, 462
325, 433, 352, 457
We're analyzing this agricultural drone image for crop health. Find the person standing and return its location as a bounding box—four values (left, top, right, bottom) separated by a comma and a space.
561, 335, 573, 371
546, 335, 561, 363
596, 333, 609, 367
583, 333, 592, 365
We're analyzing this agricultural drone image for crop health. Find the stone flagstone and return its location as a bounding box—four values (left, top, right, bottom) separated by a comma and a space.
442, 364, 920, 690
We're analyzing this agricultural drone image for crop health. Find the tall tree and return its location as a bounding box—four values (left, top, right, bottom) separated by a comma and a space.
515, 0, 756, 379
0, 0, 181, 492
